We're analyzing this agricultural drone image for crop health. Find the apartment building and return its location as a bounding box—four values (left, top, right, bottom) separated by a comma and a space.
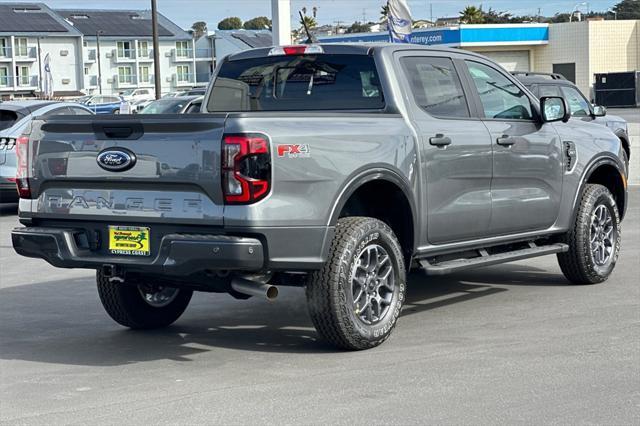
0, 3, 214, 98
0, 3, 84, 98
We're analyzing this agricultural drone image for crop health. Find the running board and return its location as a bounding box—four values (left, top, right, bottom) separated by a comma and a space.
419, 242, 569, 276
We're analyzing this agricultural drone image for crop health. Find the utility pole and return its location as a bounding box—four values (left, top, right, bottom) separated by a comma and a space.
96, 30, 103, 95
362, 8, 366, 23
151, 0, 162, 100
334, 20, 343, 34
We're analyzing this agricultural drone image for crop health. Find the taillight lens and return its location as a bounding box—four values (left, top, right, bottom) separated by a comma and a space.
222, 134, 271, 204
15, 136, 31, 199
268, 45, 324, 56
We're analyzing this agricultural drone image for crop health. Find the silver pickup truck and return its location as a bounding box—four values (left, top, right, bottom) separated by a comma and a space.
12, 44, 628, 350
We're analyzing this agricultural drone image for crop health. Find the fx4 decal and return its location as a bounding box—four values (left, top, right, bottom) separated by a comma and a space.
277, 144, 311, 158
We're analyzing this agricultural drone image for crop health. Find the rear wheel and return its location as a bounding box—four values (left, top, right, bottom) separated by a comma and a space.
97, 271, 192, 329
557, 184, 621, 284
305, 217, 406, 350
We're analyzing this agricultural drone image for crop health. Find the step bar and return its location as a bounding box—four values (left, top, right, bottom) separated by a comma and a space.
419, 242, 569, 276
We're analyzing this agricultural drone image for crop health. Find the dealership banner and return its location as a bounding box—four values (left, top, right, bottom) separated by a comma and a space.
387, 0, 412, 43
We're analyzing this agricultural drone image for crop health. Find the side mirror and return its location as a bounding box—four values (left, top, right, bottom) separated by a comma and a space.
541, 96, 570, 123
593, 105, 607, 117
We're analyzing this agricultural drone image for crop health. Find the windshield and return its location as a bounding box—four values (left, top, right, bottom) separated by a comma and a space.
207, 54, 385, 112
0, 110, 20, 131
120, 89, 135, 96
141, 99, 189, 114
75, 96, 91, 104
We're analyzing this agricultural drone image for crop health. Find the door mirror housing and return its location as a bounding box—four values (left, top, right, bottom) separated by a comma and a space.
541, 96, 570, 123
593, 105, 607, 117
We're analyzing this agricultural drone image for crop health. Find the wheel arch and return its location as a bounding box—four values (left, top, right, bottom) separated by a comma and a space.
573, 156, 627, 222
327, 168, 418, 263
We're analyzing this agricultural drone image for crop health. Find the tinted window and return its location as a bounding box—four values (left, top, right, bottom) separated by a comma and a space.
104, 96, 120, 103
41, 106, 73, 118
466, 61, 533, 120
401, 57, 469, 118
560, 85, 591, 117
208, 54, 384, 112
141, 99, 189, 114
0, 110, 19, 131
538, 85, 561, 97
70, 107, 92, 115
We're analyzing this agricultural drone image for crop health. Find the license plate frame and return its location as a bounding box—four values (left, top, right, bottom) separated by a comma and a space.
108, 226, 151, 256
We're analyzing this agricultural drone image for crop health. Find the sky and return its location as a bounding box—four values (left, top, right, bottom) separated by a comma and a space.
5, 0, 621, 28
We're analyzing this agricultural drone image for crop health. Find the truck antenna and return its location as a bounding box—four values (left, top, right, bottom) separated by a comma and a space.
299, 10, 318, 44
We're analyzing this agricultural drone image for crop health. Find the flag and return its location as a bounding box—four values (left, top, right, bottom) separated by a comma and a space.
387, 0, 412, 43
43, 53, 53, 98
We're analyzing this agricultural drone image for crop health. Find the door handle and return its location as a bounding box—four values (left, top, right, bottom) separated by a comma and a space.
496, 135, 517, 146
429, 134, 452, 147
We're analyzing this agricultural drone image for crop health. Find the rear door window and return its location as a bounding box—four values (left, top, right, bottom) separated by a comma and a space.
208, 54, 384, 112
538, 85, 561, 97
400, 56, 470, 118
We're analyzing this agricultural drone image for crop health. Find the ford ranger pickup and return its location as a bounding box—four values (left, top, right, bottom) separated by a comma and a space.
12, 44, 628, 350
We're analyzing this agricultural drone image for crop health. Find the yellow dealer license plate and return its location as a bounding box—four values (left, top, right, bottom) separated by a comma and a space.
108, 226, 150, 256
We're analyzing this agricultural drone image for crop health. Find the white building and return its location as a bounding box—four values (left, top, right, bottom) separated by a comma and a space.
0, 3, 214, 99
0, 3, 84, 98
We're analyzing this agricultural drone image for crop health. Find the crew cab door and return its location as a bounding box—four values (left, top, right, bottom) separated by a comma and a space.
396, 53, 493, 244
462, 60, 564, 235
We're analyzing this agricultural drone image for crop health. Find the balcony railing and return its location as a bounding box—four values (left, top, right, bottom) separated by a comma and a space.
173, 48, 193, 61
195, 72, 212, 84
16, 75, 38, 87
114, 48, 136, 62
174, 72, 194, 86
15, 47, 37, 61
195, 48, 212, 59
137, 50, 154, 61
86, 75, 98, 87
138, 74, 154, 85
115, 74, 137, 88
84, 49, 96, 62
0, 47, 11, 59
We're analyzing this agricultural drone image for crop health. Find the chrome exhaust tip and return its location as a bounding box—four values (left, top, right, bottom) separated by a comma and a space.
231, 277, 278, 301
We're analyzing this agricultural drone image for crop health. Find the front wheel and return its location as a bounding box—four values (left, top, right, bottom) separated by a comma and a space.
306, 217, 406, 350
97, 271, 193, 329
557, 184, 621, 284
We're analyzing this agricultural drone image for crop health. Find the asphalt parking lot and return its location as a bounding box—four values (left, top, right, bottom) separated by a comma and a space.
0, 190, 638, 425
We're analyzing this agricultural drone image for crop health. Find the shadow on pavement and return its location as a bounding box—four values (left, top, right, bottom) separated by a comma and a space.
0, 203, 18, 216
0, 264, 568, 365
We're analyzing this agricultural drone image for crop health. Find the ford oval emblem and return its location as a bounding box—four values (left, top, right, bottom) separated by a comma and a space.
97, 148, 136, 172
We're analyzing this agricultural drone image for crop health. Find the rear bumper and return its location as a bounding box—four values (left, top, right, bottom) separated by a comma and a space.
12, 227, 265, 275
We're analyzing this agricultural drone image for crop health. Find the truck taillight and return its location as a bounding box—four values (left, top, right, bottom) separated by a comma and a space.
15, 136, 31, 199
222, 134, 271, 204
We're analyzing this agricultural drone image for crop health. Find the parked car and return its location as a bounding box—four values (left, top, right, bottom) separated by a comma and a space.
513, 72, 631, 168
76, 95, 124, 114
119, 88, 155, 104
162, 91, 187, 99
140, 96, 203, 114
12, 44, 627, 351
0, 100, 93, 202
183, 87, 206, 96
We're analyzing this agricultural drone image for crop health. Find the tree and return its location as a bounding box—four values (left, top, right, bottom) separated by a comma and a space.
612, 0, 640, 19
380, 5, 389, 22
460, 6, 485, 24
299, 15, 318, 30
191, 21, 207, 39
243, 16, 271, 30
217, 17, 242, 30
482, 7, 512, 23
346, 21, 371, 33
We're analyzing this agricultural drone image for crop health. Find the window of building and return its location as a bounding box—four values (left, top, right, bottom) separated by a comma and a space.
401, 56, 470, 118
117, 41, 132, 59
138, 41, 149, 58
84, 67, 89, 75
0, 67, 8, 86
0, 38, 8, 57
138, 65, 150, 83
176, 41, 189, 58
118, 66, 133, 84
560, 85, 591, 117
465, 61, 533, 120
16, 38, 28, 57
176, 65, 190, 82
18, 66, 29, 85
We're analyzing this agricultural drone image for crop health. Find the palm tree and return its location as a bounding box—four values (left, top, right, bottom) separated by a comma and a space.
460, 6, 485, 24
299, 15, 318, 30
380, 5, 389, 22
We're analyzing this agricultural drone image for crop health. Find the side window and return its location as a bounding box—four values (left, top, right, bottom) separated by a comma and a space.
400, 56, 469, 118
41, 106, 72, 118
71, 107, 92, 115
538, 85, 561, 97
560, 86, 591, 117
465, 61, 533, 120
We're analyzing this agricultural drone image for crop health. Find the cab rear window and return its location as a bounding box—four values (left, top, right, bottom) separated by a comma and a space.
0, 110, 20, 131
207, 54, 385, 112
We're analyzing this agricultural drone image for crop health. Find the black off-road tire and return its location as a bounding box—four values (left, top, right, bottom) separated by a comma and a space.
97, 271, 193, 329
557, 184, 621, 284
305, 217, 406, 350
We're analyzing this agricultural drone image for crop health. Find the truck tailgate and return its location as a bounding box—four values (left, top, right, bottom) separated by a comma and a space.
27, 114, 227, 225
